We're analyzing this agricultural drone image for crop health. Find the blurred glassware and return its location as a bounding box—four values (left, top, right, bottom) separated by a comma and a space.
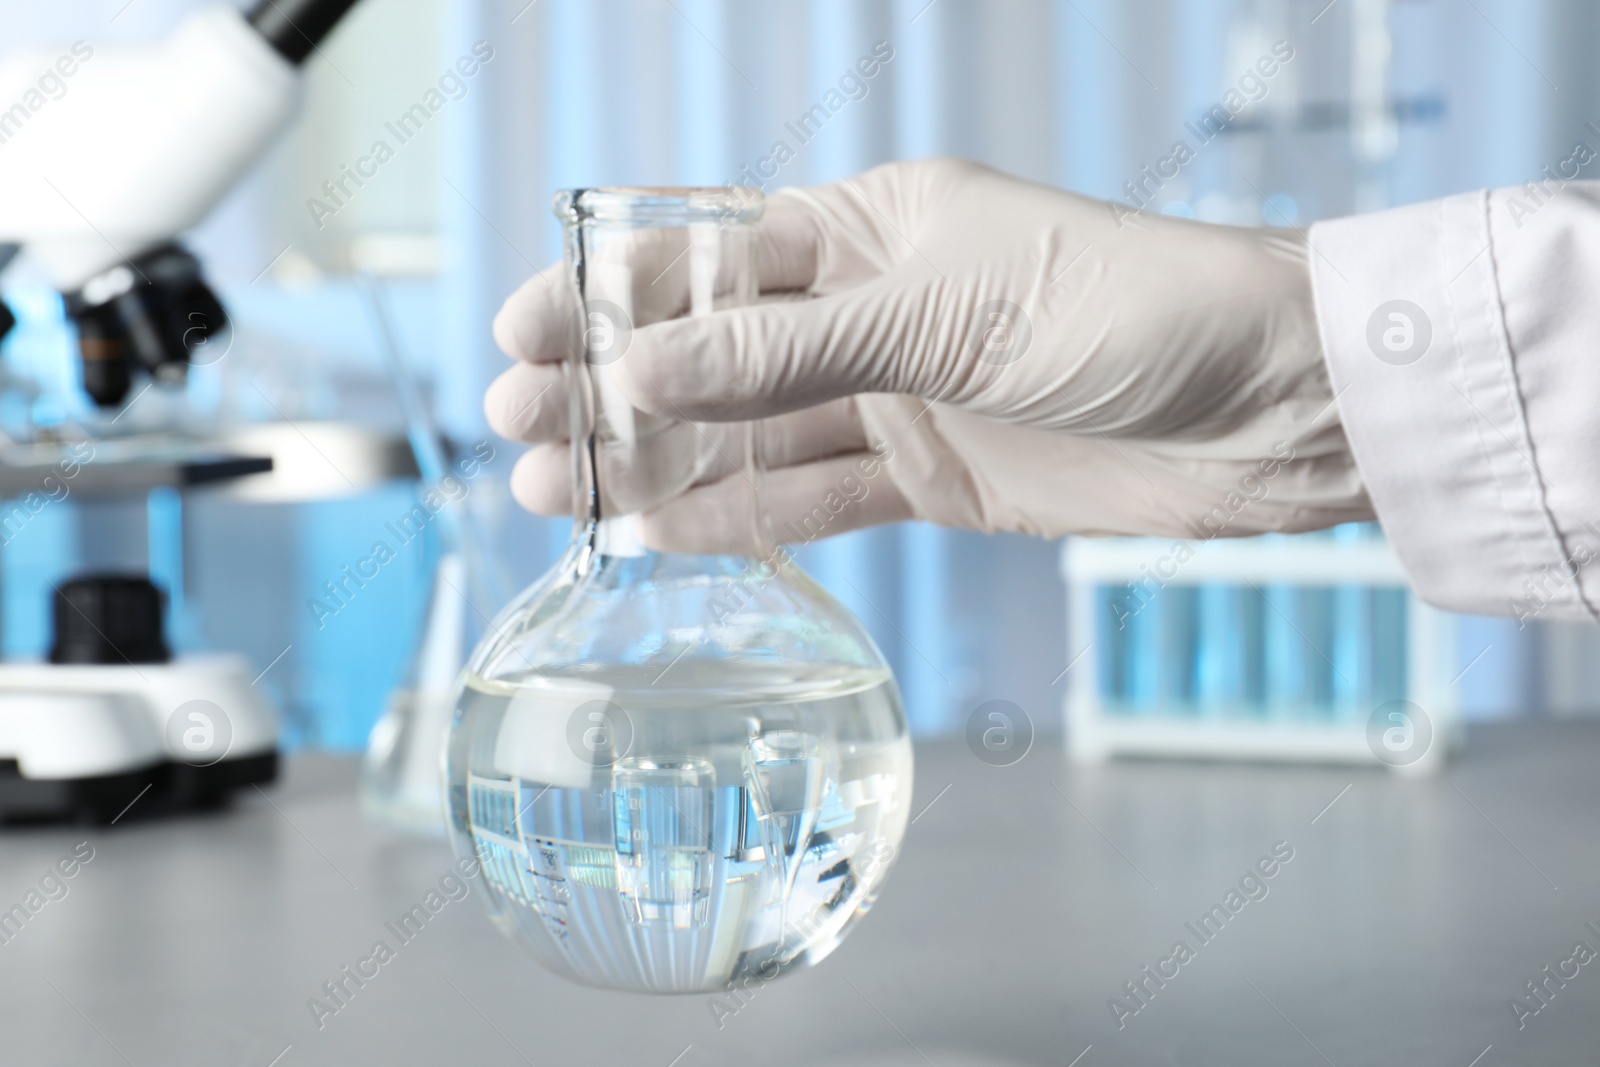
360, 278, 505, 835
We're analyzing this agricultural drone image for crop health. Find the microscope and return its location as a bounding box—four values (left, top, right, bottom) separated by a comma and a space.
0, 0, 361, 405
0, 0, 366, 821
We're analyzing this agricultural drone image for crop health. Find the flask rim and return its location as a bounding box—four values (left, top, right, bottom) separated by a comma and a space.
552, 187, 765, 226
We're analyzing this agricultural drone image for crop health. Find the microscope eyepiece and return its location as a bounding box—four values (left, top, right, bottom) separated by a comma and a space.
247, 0, 362, 65
65, 244, 229, 408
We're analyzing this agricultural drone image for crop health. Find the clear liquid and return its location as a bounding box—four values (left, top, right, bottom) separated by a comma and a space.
447, 662, 912, 994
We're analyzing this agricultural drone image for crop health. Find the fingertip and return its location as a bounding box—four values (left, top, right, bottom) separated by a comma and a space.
485, 363, 566, 443
509, 445, 573, 516
493, 262, 570, 362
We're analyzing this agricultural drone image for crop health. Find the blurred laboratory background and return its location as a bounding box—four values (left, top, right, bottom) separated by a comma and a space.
4, 0, 1598, 756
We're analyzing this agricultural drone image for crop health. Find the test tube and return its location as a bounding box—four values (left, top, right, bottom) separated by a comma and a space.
1371, 587, 1409, 705
1122, 576, 1162, 714
1299, 585, 1337, 714
1196, 583, 1242, 716
1097, 583, 1131, 712
1260, 532, 1303, 717
1158, 584, 1201, 713
1330, 522, 1371, 719
1223, 584, 1270, 717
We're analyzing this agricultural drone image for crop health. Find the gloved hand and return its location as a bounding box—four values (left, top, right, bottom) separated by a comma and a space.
487, 158, 1372, 552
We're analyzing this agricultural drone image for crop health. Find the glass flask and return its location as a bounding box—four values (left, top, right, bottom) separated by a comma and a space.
362, 551, 466, 836
360, 275, 509, 836
446, 188, 913, 994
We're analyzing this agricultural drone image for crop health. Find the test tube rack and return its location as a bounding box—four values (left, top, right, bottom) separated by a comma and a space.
1060, 532, 1461, 773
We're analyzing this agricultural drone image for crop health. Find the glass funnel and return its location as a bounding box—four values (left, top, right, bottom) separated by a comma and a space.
446, 187, 912, 994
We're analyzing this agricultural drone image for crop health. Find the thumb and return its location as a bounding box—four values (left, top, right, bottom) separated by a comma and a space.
615, 269, 945, 422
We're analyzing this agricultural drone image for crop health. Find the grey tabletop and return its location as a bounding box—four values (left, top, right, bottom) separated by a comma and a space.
2, 724, 1598, 1067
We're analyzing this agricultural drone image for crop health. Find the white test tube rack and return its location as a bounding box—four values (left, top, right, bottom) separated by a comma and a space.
1060, 536, 1461, 774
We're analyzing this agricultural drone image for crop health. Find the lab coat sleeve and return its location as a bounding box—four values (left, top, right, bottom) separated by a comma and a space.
1308, 182, 1600, 624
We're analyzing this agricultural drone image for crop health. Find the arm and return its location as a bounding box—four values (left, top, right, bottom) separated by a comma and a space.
488, 159, 1600, 625
1310, 182, 1600, 623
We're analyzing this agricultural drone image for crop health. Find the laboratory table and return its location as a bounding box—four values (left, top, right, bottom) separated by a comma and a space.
2, 724, 1598, 1066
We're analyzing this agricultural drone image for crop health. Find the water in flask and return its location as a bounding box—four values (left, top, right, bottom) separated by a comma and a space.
448, 660, 912, 994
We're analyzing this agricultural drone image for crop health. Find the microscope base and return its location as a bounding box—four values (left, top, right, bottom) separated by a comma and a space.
0, 751, 278, 824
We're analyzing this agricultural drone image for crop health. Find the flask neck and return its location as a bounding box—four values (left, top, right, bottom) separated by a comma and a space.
563, 219, 771, 566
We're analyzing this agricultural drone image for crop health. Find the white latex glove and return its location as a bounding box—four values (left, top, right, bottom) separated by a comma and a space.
487, 159, 1373, 552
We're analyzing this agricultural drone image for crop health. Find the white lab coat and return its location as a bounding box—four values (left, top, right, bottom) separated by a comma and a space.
1310, 182, 1600, 624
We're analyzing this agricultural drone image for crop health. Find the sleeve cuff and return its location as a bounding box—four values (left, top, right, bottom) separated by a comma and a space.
1308, 190, 1594, 621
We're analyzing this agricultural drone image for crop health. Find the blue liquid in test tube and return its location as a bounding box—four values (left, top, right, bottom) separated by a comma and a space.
1330, 523, 1372, 719
1097, 583, 1130, 712
1123, 578, 1162, 714
1196, 583, 1242, 717
1154, 584, 1196, 713
1195, 583, 1232, 714
1260, 537, 1304, 716
1371, 587, 1409, 705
